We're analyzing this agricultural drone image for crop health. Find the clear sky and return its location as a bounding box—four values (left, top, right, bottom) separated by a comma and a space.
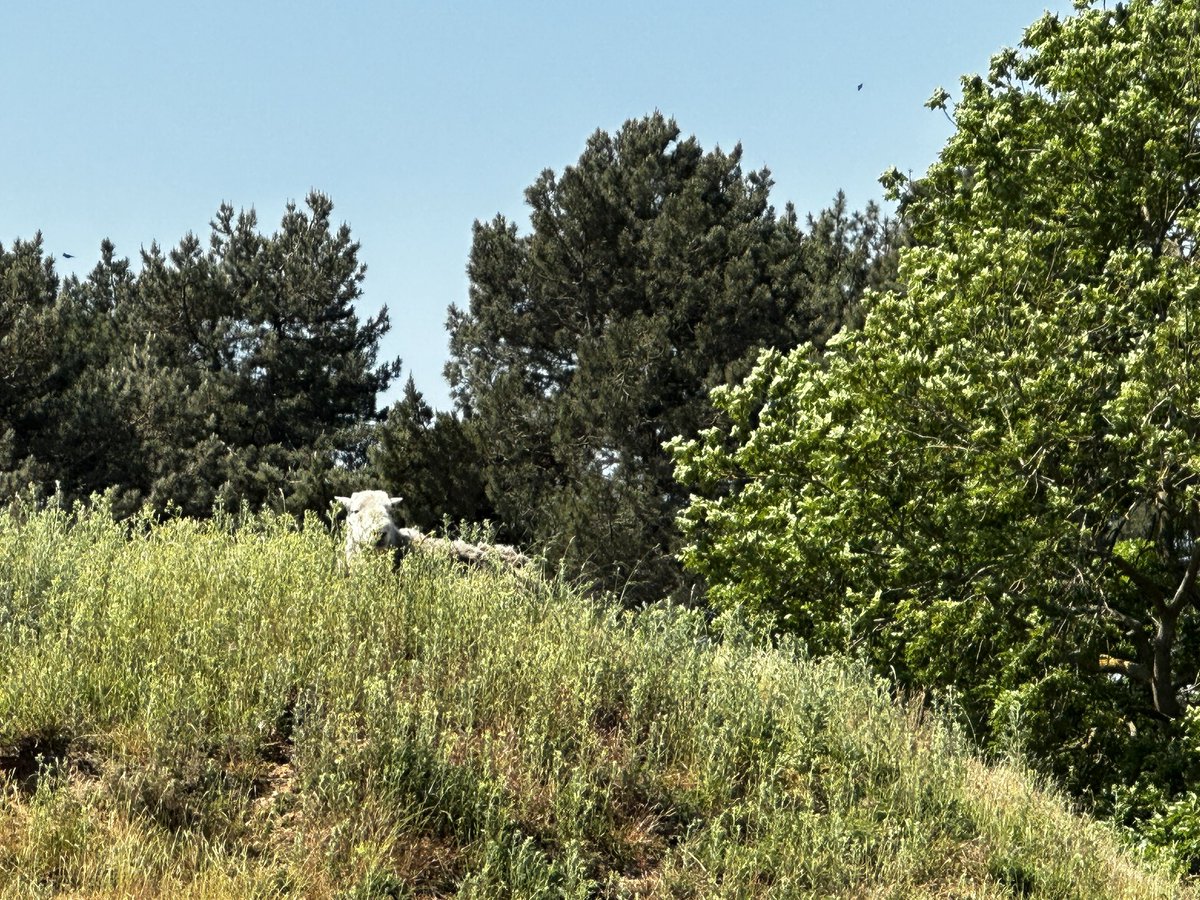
2, 1, 1073, 410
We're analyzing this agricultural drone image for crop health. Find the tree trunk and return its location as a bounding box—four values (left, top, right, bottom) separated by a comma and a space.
1150, 608, 1182, 719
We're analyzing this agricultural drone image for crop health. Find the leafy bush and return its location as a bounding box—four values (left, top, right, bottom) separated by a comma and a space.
672, 0, 1200, 836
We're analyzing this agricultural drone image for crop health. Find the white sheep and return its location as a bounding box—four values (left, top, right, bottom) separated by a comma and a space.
336, 490, 529, 570
336, 490, 404, 563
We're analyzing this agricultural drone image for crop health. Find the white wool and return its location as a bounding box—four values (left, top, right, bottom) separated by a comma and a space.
337, 489, 530, 570
336, 490, 404, 562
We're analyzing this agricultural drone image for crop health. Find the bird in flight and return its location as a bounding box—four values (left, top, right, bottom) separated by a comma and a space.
62, 252, 75, 258
857, 83, 863, 91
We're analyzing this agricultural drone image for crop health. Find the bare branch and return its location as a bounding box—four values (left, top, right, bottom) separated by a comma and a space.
1078, 602, 1147, 637
1110, 554, 1170, 605
1168, 547, 1200, 614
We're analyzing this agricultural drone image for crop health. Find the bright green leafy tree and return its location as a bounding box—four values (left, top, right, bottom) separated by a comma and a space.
673, 0, 1200, 808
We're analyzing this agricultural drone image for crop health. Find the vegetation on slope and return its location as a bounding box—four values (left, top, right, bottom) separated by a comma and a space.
0, 502, 1187, 898
672, 0, 1200, 837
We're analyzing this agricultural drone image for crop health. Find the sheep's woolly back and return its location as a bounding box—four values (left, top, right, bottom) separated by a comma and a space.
398, 527, 529, 570
337, 490, 530, 570
443, 536, 530, 569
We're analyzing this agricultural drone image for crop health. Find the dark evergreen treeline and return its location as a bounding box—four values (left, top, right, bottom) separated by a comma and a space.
384, 113, 898, 602
1, 192, 401, 518
0, 114, 895, 604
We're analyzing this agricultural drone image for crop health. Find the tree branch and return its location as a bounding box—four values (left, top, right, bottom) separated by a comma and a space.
1168, 547, 1200, 615
1110, 554, 1170, 604
1078, 602, 1147, 637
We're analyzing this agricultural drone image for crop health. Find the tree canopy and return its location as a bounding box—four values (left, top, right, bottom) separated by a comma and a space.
368, 376, 494, 532
0, 193, 401, 516
448, 113, 896, 601
673, 0, 1200, 806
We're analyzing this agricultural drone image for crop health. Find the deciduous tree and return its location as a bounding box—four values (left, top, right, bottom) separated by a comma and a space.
673, 0, 1200, 803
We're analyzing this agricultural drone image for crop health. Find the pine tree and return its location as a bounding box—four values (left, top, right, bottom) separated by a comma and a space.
44, 241, 145, 511
0, 195, 402, 517
447, 114, 895, 601
369, 377, 494, 532
0, 233, 64, 498
114, 192, 403, 515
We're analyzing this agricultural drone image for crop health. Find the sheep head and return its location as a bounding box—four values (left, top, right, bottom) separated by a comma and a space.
336, 490, 404, 561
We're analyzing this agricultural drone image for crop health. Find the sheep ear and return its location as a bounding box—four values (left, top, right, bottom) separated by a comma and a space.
389, 496, 404, 508
335, 496, 352, 510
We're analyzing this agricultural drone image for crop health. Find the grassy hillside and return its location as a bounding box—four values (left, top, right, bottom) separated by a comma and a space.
0, 503, 1190, 898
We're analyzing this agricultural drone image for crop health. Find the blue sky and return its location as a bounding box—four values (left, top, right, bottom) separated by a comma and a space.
3, 1, 1073, 410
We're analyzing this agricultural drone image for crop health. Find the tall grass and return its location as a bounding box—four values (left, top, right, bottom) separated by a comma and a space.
0, 502, 1189, 898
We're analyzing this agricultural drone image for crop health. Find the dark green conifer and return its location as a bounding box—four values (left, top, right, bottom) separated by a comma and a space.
447, 113, 895, 601
369, 376, 494, 532
0, 194, 401, 517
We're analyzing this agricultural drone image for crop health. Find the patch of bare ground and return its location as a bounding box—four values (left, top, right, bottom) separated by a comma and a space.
0, 734, 100, 796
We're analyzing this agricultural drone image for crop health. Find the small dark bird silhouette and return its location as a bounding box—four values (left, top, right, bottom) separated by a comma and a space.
62, 252, 75, 258
857, 83, 863, 91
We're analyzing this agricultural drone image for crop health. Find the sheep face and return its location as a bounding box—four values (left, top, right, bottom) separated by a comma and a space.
337, 491, 404, 561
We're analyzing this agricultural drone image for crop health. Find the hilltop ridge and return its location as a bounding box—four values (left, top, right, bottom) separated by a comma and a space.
0, 504, 1188, 897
